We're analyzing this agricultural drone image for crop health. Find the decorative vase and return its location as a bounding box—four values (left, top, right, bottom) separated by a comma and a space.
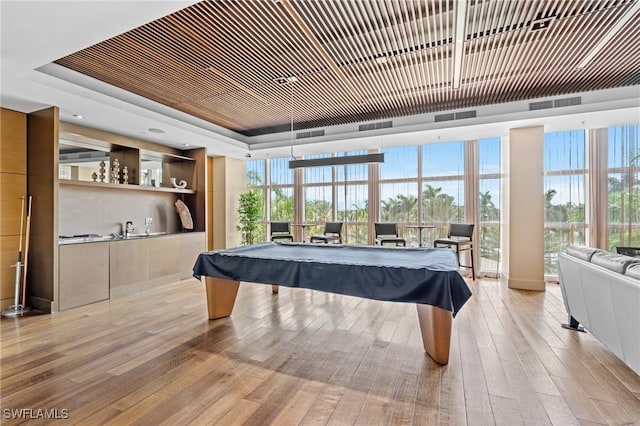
170, 177, 187, 189
111, 158, 120, 184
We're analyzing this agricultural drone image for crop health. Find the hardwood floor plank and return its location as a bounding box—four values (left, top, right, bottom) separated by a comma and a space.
439, 322, 468, 425
536, 392, 581, 426
187, 375, 264, 424
214, 398, 260, 425
270, 380, 324, 425
489, 395, 525, 426
590, 398, 638, 425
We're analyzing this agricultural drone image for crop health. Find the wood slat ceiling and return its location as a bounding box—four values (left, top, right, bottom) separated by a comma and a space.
55, 0, 640, 137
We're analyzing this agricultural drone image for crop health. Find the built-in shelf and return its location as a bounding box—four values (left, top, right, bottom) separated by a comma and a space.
59, 179, 196, 194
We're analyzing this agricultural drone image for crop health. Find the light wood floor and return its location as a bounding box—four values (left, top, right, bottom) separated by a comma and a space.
1, 277, 639, 425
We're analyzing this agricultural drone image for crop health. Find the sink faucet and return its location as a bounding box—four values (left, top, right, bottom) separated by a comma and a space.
125, 221, 135, 237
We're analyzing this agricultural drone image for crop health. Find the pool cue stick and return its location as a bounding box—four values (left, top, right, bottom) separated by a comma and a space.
12, 197, 26, 308
21, 196, 32, 309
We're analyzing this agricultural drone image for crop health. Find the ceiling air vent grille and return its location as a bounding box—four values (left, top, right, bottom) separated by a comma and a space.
554, 96, 581, 108
359, 120, 393, 132
435, 113, 455, 122
530, 97, 582, 111
529, 100, 554, 110
455, 110, 477, 119
296, 129, 325, 139
435, 110, 476, 122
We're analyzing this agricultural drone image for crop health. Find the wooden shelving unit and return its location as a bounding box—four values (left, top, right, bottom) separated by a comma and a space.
21, 118, 208, 313
59, 179, 196, 194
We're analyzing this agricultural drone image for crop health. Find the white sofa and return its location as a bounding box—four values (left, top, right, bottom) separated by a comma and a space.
557, 245, 640, 376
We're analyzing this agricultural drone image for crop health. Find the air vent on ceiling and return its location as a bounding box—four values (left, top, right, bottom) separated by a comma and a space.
554, 96, 581, 108
359, 120, 393, 132
529, 100, 554, 111
435, 113, 455, 122
529, 97, 582, 111
435, 110, 476, 122
296, 129, 325, 139
455, 110, 477, 120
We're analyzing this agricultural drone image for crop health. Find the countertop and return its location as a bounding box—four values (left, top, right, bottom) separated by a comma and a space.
58, 232, 175, 245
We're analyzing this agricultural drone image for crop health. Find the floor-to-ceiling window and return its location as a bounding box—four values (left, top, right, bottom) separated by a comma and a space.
421, 141, 465, 241
543, 130, 587, 275
269, 157, 294, 225
336, 150, 369, 244
303, 153, 334, 239
379, 146, 419, 244
607, 124, 640, 250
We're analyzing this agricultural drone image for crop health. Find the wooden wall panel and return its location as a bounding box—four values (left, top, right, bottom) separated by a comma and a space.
27, 107, 59, 311
0, 108, 26, 310
0, 173, 27, 236
183, 147, 206, 232
1, 108, 27, 175
0, 236, 21, 301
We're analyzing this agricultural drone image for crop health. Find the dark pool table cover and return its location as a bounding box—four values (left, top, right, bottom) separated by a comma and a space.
193, 242, 472, 316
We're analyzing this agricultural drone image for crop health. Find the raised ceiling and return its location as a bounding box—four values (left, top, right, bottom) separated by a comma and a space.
54, 0, 640, 137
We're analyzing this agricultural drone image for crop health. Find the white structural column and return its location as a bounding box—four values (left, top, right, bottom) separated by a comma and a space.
588, 128, 609, 249
212, 157, 245, 249
503, 126, 545, 291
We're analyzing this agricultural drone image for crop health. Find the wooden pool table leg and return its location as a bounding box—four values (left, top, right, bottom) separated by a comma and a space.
272, 285, 279, 294
416, 304, 453, 365
205, 277, 240, 319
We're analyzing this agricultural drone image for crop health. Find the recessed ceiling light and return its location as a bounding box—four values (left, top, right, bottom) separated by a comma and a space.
147, 128, 165, 134
183, 143, 190, 147
375, 56, 388, 64
72, 114, 84, 119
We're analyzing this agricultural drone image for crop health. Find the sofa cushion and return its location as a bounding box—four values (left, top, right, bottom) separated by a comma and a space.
626, 264, 640, 280
591, 251, 640, 274
567, 245, 602, 262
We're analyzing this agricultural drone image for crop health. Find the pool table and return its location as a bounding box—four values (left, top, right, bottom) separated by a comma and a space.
193, 242, 472, 364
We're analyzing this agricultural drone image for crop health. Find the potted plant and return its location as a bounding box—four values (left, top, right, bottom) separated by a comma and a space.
237, 190, 262, 245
